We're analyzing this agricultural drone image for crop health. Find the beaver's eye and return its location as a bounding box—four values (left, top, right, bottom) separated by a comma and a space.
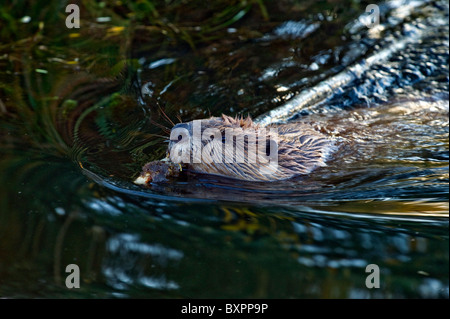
178, 134, 183, 141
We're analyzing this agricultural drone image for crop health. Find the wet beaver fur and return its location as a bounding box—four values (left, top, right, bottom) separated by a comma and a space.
134, 114, 335, 184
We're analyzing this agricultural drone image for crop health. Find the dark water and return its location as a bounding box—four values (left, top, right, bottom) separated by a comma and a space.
0, 0, 448, 298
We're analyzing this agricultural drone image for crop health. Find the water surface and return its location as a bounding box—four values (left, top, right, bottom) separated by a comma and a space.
0, 0, 448, 298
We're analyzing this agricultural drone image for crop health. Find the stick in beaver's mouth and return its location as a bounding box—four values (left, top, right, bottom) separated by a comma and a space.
134, 157, 184, 185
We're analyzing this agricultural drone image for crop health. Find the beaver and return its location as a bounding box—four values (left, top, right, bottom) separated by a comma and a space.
134, 114, 336, 184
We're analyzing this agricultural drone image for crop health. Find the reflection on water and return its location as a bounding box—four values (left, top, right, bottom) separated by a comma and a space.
0, 154, 447, 298
0, 0, 448, 298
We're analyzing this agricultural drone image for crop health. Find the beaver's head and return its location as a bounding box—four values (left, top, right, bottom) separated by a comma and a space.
167, 115, 334, 182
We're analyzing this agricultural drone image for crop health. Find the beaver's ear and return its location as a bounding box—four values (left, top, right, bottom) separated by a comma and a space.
242, 116, 253, 129
221, 114, 233, 125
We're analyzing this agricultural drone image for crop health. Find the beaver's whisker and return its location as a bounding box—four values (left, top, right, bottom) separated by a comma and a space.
148, 133, 170, 139
149, 118, 171, 134
157, 101, 175, 127
136, 131, 169, 139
